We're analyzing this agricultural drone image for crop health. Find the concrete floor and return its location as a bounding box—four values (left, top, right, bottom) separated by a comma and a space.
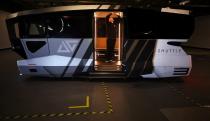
0, 49, 210, 121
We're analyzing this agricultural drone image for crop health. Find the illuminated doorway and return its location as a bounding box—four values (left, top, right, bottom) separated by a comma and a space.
94, 11, 123, 71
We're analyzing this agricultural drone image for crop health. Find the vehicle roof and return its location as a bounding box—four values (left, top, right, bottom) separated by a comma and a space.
6, 5, 191, 20
7, 5, 125, 19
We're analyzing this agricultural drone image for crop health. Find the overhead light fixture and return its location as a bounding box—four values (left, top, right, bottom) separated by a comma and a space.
161, 7, 190, 15
179, 0, 190, 5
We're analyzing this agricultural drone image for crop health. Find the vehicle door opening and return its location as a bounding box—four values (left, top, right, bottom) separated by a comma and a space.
94, 11, 123, 72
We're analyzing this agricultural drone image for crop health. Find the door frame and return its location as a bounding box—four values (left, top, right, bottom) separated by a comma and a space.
93, 11, 124, 67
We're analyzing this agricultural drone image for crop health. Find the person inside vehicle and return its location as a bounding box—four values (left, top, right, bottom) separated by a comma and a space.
105, 12, 121, 63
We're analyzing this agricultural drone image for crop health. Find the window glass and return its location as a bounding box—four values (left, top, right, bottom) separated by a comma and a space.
19, 16, 46, 38
14, 23, 19, 38
19, 12, 92, 38
29, 24, 45, 35
126, 8, 194, 39
156, 12, 194, 39
47, 14, 92, 38
126, 9, 158, 39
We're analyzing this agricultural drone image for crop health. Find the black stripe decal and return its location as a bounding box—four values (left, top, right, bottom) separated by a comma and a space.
138, 40, 156, 75
130, 40, 152, 76
125, 39, 156, 77
126, 40, 146, 72
174, 70, 188, 73
174, 68, 189, 70
173, 73, 188, 75
60, 39, 83, 77
141, 47, 155, 74
126, 39, 139, 61
173, 67, 189, 75
87, 61, 93, 72
74, 41, 93, 75
43, 66, 56, 77
127, 40, 149, 77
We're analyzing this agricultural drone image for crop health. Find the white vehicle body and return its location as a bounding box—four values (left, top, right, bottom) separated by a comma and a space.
6, 5, 194, 78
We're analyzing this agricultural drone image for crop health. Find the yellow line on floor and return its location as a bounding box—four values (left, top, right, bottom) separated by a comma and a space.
68, 96, 90, 109
0, 82, 114, 119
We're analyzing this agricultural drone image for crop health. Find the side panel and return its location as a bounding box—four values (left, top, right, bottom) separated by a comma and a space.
48, 38, 93, 77
124, 39, 156, 77
142, 39, 192, 78
21, 38, 49, 58
124, 8, 194, 78
48, 38, 81, 57
17, 55, 71, 77
17, 38, 94, 77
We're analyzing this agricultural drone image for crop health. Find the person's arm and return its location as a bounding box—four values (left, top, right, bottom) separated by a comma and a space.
106, 13, 112, 22
114, 15, 121, 24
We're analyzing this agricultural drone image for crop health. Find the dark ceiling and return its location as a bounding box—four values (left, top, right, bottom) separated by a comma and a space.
0, 0, 210, 16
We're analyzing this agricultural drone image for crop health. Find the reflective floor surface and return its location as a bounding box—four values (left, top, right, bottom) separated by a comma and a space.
0, 48, 210, 121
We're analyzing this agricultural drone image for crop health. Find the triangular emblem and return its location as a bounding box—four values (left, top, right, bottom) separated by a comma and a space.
66, 41, 77, 52
57, 41, 70, 53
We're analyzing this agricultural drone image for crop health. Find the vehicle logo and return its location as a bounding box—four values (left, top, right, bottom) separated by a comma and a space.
57, 41, 78, 53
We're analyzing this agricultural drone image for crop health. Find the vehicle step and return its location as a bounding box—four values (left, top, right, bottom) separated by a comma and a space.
90, 72, 125, 75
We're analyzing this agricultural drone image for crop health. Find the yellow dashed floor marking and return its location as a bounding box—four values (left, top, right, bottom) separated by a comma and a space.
0, 82, 113, 120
